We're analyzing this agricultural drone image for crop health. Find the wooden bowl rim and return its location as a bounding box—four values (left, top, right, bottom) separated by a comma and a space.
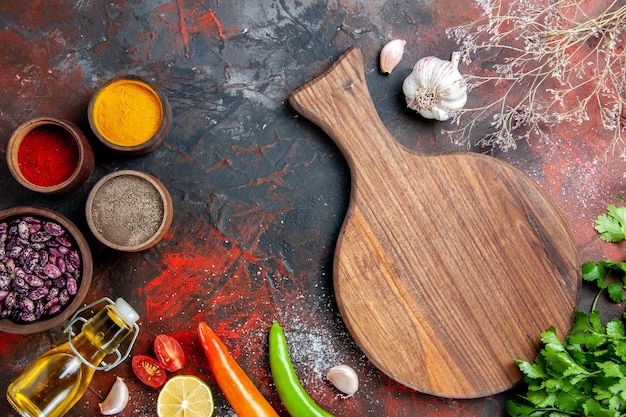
87, 75, 172, 155
85, 170, 173, 252
0, 206, 93, 334
6, 117, 94, 194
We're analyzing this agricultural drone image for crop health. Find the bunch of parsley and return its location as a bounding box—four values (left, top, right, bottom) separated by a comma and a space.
506, 260, 626, 417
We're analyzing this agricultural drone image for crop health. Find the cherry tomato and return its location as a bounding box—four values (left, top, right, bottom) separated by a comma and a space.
132, 355, 167, 388
154, 334, 186, 372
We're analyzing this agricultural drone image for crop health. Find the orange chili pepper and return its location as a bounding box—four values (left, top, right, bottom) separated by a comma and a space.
197, 321, 280, 417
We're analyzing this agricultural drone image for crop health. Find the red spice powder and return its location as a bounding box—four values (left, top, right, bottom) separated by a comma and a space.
17, 125, 79, 187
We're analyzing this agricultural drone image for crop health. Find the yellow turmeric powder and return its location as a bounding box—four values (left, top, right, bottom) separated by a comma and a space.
92, 79, 163, 147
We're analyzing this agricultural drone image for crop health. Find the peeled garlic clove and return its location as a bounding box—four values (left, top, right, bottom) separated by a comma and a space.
379, 39, 406, 74
402, 51, 467, 121
99, 376, 129, 415
327, 364, 359, 398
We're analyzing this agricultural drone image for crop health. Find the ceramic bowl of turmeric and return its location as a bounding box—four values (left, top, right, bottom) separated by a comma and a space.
6, 117, 95, 195
88, 76, 172, 155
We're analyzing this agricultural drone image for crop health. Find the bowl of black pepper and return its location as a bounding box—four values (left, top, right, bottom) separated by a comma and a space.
85, 170, 173, 252
0, 207, 93, 334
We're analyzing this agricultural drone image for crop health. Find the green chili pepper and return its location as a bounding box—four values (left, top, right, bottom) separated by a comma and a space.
269, 321, 335, 417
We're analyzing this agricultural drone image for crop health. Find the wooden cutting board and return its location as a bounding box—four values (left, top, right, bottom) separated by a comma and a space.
289, 47, 580, 399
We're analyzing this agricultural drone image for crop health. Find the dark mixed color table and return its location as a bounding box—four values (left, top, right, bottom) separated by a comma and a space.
0, 1, 623, 416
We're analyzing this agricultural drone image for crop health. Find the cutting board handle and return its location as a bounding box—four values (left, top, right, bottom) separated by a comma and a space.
289, 46, 401, 168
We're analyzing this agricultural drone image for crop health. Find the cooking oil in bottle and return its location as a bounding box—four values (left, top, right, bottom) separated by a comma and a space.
7, 297, 139, 417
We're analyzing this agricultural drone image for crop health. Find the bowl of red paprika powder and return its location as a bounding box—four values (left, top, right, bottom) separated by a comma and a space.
6, 117, 95, 195
88, 76, 172, 156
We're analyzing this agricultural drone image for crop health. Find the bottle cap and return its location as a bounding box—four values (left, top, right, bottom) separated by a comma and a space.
112, 297, 140, 325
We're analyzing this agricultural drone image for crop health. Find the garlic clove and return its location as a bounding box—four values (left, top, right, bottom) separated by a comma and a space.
327, 364, 359, 398
99, 376, 129, 415
379, 39, 406, 74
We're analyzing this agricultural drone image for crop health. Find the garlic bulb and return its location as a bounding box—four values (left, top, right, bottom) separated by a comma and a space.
402, 52, 467, 121
99, 377, 129, 415
327, 364, 359, 398
379, 39, 406, 74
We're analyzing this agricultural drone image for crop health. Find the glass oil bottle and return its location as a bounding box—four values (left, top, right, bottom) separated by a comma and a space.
6, 297, 140, 417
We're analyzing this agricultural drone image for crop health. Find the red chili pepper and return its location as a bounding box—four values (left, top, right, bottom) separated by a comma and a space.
197, 321, 280, 417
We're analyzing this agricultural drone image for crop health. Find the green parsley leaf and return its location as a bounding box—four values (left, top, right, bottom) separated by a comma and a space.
554, 389, 584, 412
614, 339, 626, 362
567, 330, 606, 350
582, 261, 606, 285
582, 398, 619, 417
517, 359, 548, 380
607, 282, 626, 303
605, 319, 624, 339
570, 310, 595, 333
595, 204, 626, 242
505, 400, 551, 417
601, 261, 626, 276
610, 378, 626, 401
588, 309, 603, 333
597, 361, 623, 379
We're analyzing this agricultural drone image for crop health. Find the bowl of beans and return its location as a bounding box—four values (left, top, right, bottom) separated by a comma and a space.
0, 207, 93, 334
6, 117, 95, 195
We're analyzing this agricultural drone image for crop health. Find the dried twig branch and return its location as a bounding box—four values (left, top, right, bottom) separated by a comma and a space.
445, 0, 625, 155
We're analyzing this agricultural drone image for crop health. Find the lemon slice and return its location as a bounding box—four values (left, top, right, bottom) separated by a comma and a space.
157, 375, 214, 417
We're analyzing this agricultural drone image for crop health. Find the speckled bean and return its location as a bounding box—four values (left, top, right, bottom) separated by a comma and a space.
66, 277, 77, 295
29, 287, 48, 301
43, 264, 62, 279
44, 222, 64, 237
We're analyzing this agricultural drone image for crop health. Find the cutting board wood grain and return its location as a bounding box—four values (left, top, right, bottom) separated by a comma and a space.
289, 47, 580, 399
